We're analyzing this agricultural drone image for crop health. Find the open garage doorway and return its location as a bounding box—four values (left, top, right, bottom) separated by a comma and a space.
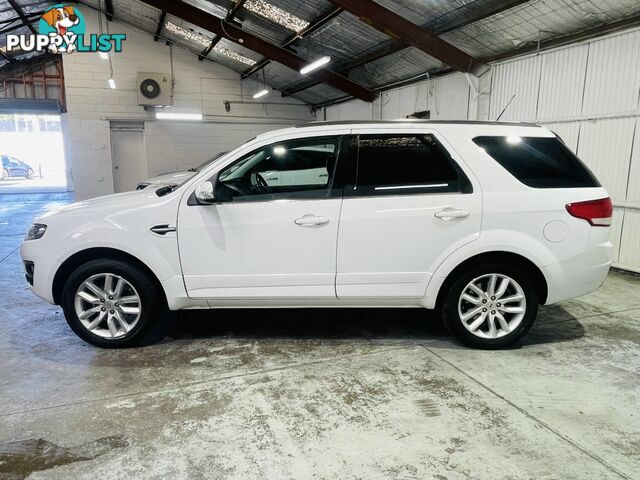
0, 112, 68, 193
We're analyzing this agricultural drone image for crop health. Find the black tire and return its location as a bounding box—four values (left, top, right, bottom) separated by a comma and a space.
441, 262, 538, 349
61, 258, 166, 348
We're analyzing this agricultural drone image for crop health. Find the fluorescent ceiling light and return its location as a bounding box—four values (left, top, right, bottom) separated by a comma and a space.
244, 0, 309, 33
273, 146, 286, 155
253, 89, 269, 99
156, 112, 203, 121
506, 135, 522, 145
108, 78, 116, 89
99, 52, 109, 60
300, 56, 330, 75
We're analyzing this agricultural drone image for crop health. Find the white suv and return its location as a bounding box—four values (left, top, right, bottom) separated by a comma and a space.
21, 121, 613, 349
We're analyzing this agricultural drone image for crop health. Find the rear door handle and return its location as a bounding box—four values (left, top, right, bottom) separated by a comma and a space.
434, 208, 470, 220
294, 214, 329, 227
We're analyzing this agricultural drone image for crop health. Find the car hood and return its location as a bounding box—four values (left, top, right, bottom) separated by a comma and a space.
36, 188, 164, 222
142, 171, 196, 186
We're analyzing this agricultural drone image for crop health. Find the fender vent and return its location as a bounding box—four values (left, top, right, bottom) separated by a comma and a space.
150, 225, 176, 236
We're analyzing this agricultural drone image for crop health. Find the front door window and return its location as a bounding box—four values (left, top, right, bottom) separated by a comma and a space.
216, 136, 341, 202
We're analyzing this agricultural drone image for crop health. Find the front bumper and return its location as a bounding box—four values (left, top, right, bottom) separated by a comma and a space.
20, 239, 61, 305
23, 260, 34, 286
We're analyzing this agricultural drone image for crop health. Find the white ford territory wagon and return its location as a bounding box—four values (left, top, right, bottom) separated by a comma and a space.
21, 121, 613, 349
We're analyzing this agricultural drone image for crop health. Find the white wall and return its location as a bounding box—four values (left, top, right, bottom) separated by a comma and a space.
325, 27, 640, 272
63, 8, 315, 200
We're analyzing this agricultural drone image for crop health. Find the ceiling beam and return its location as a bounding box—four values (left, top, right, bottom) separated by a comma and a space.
153, 10, 166, 41
6, 0, 37, 35
0, 11, 46, 36
328, 0, 487, 75
105, 0, 114, 21
199, 36, 222, 60
241, 6, 343, 79
199, 0, 247, 61
139, 0, 376, 102
283, 0, 527, 97
0, 50, 16, 64
228, 0, 248, 19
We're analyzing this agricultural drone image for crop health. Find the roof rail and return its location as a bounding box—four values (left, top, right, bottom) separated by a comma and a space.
294, 119, 541, 128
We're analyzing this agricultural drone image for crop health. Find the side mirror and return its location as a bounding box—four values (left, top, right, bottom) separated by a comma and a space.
194, 181, 215, 204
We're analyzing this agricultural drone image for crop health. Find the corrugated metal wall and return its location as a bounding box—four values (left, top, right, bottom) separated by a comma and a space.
326, 27, 640, 272
326, 74, 471, 121
491, 29, 640, 272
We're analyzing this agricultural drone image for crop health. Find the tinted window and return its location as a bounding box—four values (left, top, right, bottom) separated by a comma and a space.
347, 134, 469, 196
473, 136, 600, 188
216, 136, 340, 202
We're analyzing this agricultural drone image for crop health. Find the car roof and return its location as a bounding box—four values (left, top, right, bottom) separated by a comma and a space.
252, 119, 548, 143
294, 120, 540, 128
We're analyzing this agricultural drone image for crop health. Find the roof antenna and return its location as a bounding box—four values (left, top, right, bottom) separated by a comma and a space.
496, 94, 516, 121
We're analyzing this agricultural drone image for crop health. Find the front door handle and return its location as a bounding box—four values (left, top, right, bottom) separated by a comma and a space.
294, 214, 329, 227
434, 208, 470, 220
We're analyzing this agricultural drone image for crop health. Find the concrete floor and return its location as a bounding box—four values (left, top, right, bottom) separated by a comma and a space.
1, 193, 639, 480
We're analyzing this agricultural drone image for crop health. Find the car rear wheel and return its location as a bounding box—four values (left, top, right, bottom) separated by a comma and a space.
61, 259, 165, 348
441, 263, 538, 349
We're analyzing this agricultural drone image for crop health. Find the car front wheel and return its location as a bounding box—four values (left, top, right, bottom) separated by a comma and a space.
61, 259, 165, 348
441, 263, 538, 349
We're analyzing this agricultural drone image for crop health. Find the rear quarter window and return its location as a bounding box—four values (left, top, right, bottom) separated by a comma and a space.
473, 135, 600, 188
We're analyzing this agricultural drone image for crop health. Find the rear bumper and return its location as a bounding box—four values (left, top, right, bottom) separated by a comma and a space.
542, 236, 612, 305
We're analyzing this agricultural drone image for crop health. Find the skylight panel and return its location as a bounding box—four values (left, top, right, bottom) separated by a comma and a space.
244, 0, 309, 33
164, 22, 256, 66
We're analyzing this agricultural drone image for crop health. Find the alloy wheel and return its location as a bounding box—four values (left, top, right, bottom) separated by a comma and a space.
74, 273, 142, 339
457, 273, 526, 339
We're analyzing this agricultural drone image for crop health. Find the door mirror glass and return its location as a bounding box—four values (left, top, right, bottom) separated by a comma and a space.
194, 181, 215, 204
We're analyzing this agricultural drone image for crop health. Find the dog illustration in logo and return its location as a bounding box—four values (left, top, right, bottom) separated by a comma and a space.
41, 6, 80, 53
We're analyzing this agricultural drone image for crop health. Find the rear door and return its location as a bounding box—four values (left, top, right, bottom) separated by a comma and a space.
336, 128, 482, 299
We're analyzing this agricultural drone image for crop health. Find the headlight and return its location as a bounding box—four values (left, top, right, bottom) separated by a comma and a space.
25, 223, 47, 241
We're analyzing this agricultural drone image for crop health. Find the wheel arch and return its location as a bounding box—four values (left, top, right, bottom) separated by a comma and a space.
52, 247, 167, 306
434, 251, 548, 309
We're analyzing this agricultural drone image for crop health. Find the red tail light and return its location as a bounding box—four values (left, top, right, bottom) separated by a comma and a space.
565, 197, 612, 226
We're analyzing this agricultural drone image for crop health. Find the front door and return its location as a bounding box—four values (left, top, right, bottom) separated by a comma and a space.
6, 157, 23, 176
336, 129, 482, 298
178, 132, 347, 300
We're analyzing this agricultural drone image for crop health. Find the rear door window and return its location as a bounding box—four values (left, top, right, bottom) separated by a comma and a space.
345, 134, 471, 196
473, 136, 600, 188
